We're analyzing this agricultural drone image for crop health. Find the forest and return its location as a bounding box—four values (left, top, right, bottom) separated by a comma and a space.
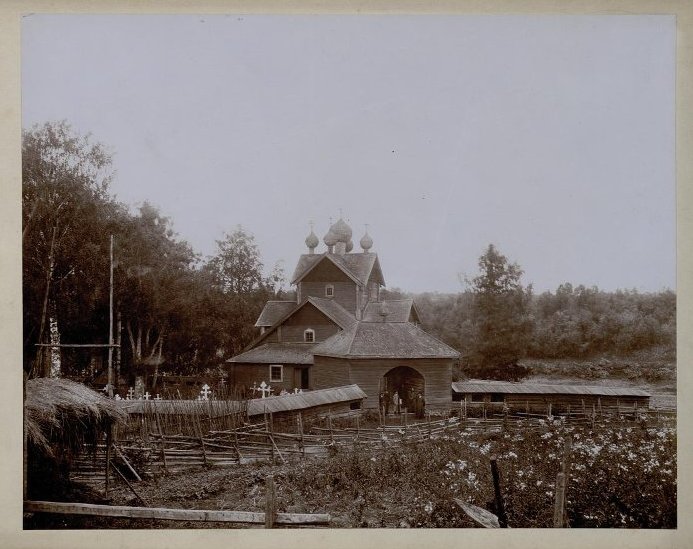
22, 122, 676, 386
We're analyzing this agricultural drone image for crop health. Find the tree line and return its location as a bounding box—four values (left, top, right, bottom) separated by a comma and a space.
389, 246, 675, 380
23, 122, 284, 388
23, 122, 675, 386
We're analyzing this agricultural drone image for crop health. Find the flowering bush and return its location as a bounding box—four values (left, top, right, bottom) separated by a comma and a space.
282, 419, 676, 528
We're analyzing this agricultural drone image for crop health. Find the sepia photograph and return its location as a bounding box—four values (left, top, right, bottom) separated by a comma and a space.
8, 5, 685, 543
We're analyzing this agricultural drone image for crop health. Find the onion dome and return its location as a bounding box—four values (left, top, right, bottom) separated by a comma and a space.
360, 231, 373, 251
330, 218, 352, 243
323, 230, 338, 247
305, 229, 319, 251
345, 239, 354, 253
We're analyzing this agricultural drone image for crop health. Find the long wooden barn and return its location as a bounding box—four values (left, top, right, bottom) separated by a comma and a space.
451, 380, 651, 412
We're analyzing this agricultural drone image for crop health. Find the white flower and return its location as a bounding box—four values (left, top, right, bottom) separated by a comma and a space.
424, 502, 433, 513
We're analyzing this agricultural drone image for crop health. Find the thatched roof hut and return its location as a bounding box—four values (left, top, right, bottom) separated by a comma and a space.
25, 377, 126, 458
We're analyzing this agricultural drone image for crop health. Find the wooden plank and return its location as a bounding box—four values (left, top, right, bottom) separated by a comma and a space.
24, 501, 330, 525
454, 499, 499, 528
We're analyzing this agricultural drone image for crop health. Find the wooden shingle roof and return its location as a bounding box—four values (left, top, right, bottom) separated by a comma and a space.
247, 384, 367, 416
245, 297, 356, 352
308, 297, 358, 329
313, 322, 460, 359
362, 299, 419, 323
451, 380, 651, 398
254, 301, 297, 327
290, 252, 384, 286
228, 342, 316, 364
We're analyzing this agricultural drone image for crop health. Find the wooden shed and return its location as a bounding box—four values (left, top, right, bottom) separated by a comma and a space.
451, 380, 651, 413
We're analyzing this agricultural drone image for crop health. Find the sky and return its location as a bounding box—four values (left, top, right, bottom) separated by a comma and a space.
21, 14, 675, 294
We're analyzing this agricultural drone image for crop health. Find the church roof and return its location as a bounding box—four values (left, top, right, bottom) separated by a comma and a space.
228, 342, 316, 364
255, 301, 298, 327
249, 296, 356, 351
362, 299, 419, 323
308, 296, 358, 329
313, 322, 460, 359
290, 252, 384, 286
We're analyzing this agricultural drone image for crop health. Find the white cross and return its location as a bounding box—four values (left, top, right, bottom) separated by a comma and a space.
144, 391, 151, 400
126, 387, 135, 400
219, 378, 226, 386
154, 394, 162, 401
200, 384, 212, 400
259, 381, 272, 398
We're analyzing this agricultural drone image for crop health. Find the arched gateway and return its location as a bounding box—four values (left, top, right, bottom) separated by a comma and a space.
382, 365, 425, 413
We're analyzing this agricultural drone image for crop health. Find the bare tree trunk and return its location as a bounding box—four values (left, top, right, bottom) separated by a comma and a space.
115, 310, 122, 386
35, 225, 57, 377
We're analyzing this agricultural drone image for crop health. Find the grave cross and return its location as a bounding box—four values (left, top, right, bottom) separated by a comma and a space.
200, 384, 212, 401
154, 394, 162, 401
144, 391, 151, 401
259, 381, 272, 398
126, 387, 135, 400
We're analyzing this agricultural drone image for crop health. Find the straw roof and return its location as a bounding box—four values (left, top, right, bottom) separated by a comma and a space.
25, 377, 126, 457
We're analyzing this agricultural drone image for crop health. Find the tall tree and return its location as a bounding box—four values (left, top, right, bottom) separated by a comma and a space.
115, 202, 198, 387
22, 121, 117, 376
467, 244, 533, 380
202, 227, 276, 358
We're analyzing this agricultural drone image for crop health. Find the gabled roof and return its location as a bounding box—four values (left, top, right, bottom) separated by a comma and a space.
290, 252, 385, 286
308, 296, 358, 329
240, 296, 356, 353
313, 322, 460, 359
255, 301, 298, 327
247, 385, 367, 416
362, 299, 420, 323
451, 380, 651, 398
228, 342, 315, 364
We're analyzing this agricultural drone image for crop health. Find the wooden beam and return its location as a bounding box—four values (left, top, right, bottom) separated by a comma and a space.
24, 501, 330, 525
34, 343, 121, 348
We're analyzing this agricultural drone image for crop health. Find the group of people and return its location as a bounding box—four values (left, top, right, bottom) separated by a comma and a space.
379, 386, 425, 418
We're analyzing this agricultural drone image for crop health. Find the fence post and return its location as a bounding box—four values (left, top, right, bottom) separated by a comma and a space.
265, 474, 276, 529
105, 426, 112, 496
489, 457, 508, 528
553, 472, 566, 527
591, 403, 596, 430
298, 412, 305, 458
328, 412, 334, 444
427, 412, 432, 439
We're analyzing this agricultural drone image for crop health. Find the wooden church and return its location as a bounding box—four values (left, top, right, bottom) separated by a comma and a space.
227, 218, 459, 411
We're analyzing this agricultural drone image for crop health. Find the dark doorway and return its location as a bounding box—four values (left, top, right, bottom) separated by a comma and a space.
382, 366, 425, 413
300, 367, 309, 390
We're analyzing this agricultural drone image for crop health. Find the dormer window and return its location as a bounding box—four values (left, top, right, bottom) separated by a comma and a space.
325, 284, 334, 297
304, 329, 315, 343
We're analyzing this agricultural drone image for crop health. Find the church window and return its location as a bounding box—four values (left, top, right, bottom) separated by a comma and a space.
325, 284, 334, 297
304, 329, 315, 343
270, 364, 283, 382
